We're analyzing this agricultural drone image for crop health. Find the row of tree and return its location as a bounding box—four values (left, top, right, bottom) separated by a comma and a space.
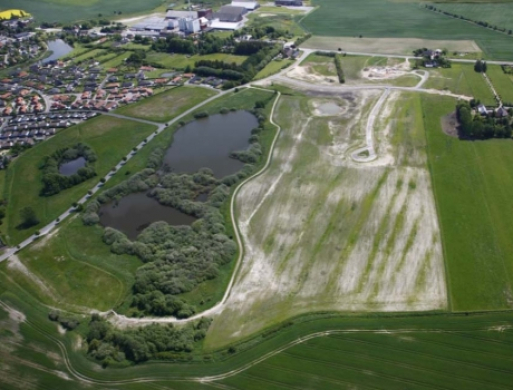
40, 143, 97, 196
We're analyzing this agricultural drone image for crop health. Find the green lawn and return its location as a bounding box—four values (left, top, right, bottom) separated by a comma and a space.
145, 52, 248, 70
3, 116, 156, 245
301, 0, 513, 61
254, 58, 294, 80
487, 65, 513, 104
0, 0, 163, 23
424, 63, 496, 105
15, 216, 139, 312
114, 86, 217, 123
422, 94, 513, 311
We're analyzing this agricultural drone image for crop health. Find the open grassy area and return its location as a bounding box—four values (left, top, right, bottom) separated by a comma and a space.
424, 63, 496, 105
422, 94, 513, 311
254, 58, 294, 80
3, 116, 156, 245
145, 52, 247, 70
114, 86, 217, 123
206, 90, 446, 348
246, 12, 305, 37
302, 53, 337, 76
13, 216, 140, 312
486, 65, 513, 104
0, 0, 163, 23
302, 0, 513, 60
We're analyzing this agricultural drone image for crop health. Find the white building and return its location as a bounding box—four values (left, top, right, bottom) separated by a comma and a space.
231, 0, 259, 10
178, 17, 201, 33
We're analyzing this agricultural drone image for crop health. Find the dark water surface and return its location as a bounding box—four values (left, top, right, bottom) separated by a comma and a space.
59, 157, 86, 176
43, 39, 73, 63
163, 111, 258, 178
99, 192, 196, 240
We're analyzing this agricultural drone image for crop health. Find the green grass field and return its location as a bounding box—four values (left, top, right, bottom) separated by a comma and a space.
3, 116, 156, 245
145, 52, 248, 70
434, 3, 513, 32
114, 86, 217, 123
302, 0, 513, 60
486, 65, 513, 104
0, 0, 163, 23
422, 94, 513, 311
424, 63, 496, 105
254, 58, 294, 80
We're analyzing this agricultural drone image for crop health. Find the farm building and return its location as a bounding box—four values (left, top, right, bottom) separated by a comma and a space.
231, 0, 259, 10
132, 17, 172, 32
165, 10, 198, 20
214, 6, 246, 22
275, 0, 303, 6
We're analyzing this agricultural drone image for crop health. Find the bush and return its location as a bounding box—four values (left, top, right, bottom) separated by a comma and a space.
194, 112, 208, 119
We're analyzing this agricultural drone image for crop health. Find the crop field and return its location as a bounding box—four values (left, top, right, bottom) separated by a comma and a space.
0, 0, 163, 23
422, 94, 513, 312
303, 36, 481, 57
434, 3, 513, 32
486, 65, 513, 104
114, 86, 217, 123
302, 0, 513, 60
206, 90, 447, 347
424, 63, 496, 105
3, 116, 156, 245
145, 52, 248, 70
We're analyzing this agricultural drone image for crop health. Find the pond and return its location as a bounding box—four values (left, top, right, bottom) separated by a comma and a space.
59, 157, 86, 176
317, 102, 342, 116
99, 192, 197, 240
162, 111, 258, 178
43, 39, 73, 63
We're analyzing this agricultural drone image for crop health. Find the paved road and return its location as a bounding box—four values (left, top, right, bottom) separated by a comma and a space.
0, 86, 227, 263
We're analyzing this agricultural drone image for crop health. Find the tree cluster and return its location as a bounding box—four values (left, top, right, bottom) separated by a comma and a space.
234, 25, 292, 40
457, 101, 512, 139
334, 54, 345, 83
40, 143, 97, 196
474, 60, 487, 73
86, 314, 211, 365
48, 310, 80, 330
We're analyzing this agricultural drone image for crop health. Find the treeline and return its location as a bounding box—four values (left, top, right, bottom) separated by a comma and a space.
86, 314, 211, 365
152, 33, 233, 56
82, 102, 273, 318
457, 101, 512, 139
233, 25, 292, 40
425, 5, 513, 36
40, 143, 97, 196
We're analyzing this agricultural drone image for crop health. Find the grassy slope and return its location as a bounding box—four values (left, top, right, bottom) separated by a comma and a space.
424, 63, 496, 105
422, 94, 513, 311
114, 86, 217, 123
4, 116, 156, 245
301, 0, 513, 60
0, 0, 162, 23
487, 65, 513, 104
254, 59, 294, 79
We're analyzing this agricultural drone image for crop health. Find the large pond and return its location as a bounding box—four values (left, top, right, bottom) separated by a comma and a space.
163, 110, 258, 178
43, 39, 73, 63
99, 192, 197, 240
59, 157, 86, 176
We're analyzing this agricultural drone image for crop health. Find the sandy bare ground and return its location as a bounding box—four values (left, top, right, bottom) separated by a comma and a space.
303, 36, 481, 56
287, 64, 339, 85
206, 90, 446, 347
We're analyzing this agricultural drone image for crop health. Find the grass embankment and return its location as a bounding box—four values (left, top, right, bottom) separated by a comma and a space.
301, 0, 513, 60
254, 59, 294, 80
486, 65, 513, 104
1, 277, 513, 390
423, 94, 513, 311
424, 63, 496, 105
3, 116, 156, 245
114, 86, 217, 123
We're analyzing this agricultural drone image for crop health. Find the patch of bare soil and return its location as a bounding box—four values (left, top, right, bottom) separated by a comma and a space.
441, 111, 459, 138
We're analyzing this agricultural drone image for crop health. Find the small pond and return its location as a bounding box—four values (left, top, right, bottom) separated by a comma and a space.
162, 110, 258, 178
59, 157, 86, 176
43, 39, 73, 64
317, 102, 342, 116
99, 192, 197, 240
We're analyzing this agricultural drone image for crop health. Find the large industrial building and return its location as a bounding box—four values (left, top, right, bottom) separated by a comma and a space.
275, 0, 303, 6
231, 0, 259, 10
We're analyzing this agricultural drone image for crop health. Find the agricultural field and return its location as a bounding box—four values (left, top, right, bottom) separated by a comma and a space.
422, 94, 513, 312
3, 116, 156, 245
114, 86, 218, 123
434, 2, 513, 32
0, 0, 163, 23
486, 65, 513, 104
301, 0, 513, 60
206, 90, 447, 347
302, 36, 482, 57
424, 62, 496, 105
